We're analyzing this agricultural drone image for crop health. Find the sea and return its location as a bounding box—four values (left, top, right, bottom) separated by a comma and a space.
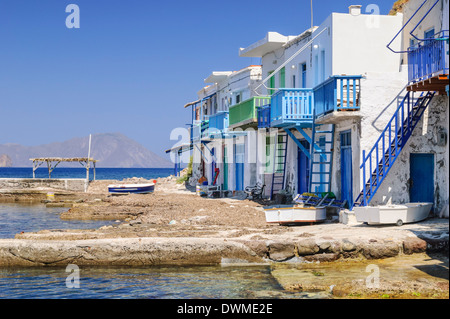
0, 167, 319, 300
0, 167, 175, 181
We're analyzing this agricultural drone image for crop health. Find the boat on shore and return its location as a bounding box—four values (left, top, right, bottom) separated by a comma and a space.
354, 202, 433, 226
263, 205, 327, 225
108, 182, 156, 194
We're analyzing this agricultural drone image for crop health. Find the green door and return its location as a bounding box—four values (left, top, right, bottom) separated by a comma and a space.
268, 71, 275, 95
279, 67, 285, 88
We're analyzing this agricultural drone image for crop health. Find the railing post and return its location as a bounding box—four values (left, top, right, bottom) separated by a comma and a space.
362, 150, 366, 206
337, 78, 341, 112
401, 100, 404, 146
369, 152, 373, 200
382, 133, 385, 176
389, 122, 392, 166
394, 112, 398, 154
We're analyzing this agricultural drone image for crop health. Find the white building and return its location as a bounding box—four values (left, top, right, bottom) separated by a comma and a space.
188, 65, 263, 191
239, 5, 407, 206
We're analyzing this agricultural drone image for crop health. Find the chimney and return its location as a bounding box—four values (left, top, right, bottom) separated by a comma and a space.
349, 5, 362, 16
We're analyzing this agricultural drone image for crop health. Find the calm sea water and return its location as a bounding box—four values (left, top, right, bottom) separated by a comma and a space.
0, 265, 324, 299
0, 203, 116, 239
0, 167, 174, 180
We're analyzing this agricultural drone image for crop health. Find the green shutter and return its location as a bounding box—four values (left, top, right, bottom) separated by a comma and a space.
268, 71, 275, 95
280, 67, 285, 88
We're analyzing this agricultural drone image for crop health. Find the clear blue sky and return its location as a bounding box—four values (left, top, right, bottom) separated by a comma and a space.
0, 0, 396, 159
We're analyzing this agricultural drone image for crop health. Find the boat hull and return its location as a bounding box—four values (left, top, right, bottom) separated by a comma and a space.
264, 205, 327, 225
354, 203, 432, 225
108, 183, 155, 194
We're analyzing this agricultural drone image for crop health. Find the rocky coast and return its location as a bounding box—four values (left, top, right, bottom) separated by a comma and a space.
0, 175, 448, 298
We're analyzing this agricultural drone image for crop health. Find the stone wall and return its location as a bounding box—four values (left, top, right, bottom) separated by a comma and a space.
0, 178, 88, 192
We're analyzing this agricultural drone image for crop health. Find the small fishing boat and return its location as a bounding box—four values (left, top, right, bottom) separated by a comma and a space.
263, 205, 327, 225
108, 182, 156, 194
354, 202, 433, 226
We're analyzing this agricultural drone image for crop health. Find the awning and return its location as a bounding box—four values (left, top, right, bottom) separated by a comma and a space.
165, 143, 193, 154
183, 92, 217, 108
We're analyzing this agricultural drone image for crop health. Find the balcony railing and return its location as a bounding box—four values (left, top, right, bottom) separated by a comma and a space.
229, 96, 271, 129
191, 120, 209, 141
313, 75, 362, 117
270, 89, 314, 128
205, 111, 229, 137
408, 30, 449, 83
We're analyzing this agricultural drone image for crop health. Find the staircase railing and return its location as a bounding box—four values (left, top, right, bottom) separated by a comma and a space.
386, 0, 441, 54
356, 90, 435, 207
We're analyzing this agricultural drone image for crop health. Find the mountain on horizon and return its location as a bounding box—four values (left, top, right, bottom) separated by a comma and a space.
0, 132, 173, 168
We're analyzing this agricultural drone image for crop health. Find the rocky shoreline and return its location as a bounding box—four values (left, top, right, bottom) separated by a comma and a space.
0, 176, 448, 298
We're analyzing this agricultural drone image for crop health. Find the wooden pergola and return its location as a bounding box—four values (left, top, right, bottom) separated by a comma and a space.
30, 157, 98, 180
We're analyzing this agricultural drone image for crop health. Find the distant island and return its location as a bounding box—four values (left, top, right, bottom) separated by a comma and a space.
0, 132, 173, 168
0, 154, 13, 167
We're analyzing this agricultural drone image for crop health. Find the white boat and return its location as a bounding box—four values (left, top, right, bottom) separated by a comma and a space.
354, 202, 433, 226
264, 205, 327, 225
108, 182, 155, 194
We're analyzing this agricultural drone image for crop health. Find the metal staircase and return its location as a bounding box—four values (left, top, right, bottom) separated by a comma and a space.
308, 122, 335, 194
270, 132, 288, 199
354, 90, 435, 208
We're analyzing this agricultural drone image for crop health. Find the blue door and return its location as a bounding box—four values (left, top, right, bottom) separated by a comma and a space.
301, 63, 307, 88
340, 131, 352, 205
319, 136, 326, 193
235, 143, 245, 191
410, 154, 434, 204
297, 140, 310, 194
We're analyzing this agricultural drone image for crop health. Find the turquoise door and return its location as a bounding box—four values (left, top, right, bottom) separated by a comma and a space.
235, 143, 245, 191
297, 140, 310, 194
410, 154, 434, 204
340, 131, 352, 205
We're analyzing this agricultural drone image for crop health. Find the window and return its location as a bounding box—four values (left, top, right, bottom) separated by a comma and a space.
409, 38, 418, 49
424, 28, 435, 40
292, 75, 296, 88
235, 94, 240, 104
340, 131, 351, 147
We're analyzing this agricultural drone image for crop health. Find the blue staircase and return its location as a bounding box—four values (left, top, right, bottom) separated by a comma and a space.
270, 132, 288, 199
354, 91, 435, 208
308, 120, 335, 194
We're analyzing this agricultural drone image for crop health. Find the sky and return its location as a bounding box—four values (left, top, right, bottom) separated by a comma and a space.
0, 0, 397, 160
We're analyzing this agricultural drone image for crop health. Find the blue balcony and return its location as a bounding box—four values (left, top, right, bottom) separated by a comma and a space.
313, 75, 362, 117
269, 89, 314, 128
407, 30, 449, 94
191, 120, 209, 142
206, 111, 229, 137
